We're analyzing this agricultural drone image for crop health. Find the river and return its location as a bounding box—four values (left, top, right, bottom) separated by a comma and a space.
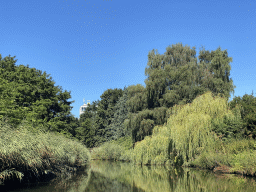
5, 160, 256, 192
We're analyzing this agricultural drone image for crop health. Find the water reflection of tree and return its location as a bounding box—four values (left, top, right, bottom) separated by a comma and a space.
90, 161, 256, 192
47, 166, 91, 192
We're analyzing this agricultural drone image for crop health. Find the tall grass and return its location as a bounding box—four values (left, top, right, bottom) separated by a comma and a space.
91, 136, 133, 161
0, 116, 90, 185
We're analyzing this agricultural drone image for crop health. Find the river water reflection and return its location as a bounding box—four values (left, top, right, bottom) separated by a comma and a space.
7, 160, 256, 192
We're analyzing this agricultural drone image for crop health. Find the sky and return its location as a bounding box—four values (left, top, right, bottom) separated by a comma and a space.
1, 0, 255, 119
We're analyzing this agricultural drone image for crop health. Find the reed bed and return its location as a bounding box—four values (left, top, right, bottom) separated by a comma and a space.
0, 117, 90, 185
91, 136, 133, 161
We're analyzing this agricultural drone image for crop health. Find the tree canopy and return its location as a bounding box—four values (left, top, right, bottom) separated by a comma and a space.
228, 91, 256, 138
1, 42, 244, 148
0, 54, 75, 137
123, 43, 236, 144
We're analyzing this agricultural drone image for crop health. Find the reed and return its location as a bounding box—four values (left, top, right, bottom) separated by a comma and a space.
91, 136, 133, 161
0, 116, 90, 185
91, 142, 124, 160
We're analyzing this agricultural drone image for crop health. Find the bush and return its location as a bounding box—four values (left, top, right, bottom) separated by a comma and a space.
91, 142, 124, 161
0, 117, 90, 184
133, 125, 170, 165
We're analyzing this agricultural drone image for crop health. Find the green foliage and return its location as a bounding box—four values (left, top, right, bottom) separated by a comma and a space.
90, 136, 133, 161
125, 84, 148, 113
77, 88, 124, 147
91, 142, 124, 161
0, 117, 90, 184
75, 118, 96, 148
145, 43, 198, 109
0, 54, 75, 136
131, 109, 154, 143
228, 91, 256, 138
123, 43, 236, 146
198, 46, 235, 99
94, 88, 123, 145
133, 134, 170, 165
152, 106, 168, 125
77, 100, 99, 147
210, 107, 244, 140
110, 136, 133, 150
105, 86, 130, 141
128, 106, 168, 144
191, 138, 256, 176
166, 91, 241, 163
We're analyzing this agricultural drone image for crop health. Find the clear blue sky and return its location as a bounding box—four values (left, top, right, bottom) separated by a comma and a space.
1, 0, 255, 119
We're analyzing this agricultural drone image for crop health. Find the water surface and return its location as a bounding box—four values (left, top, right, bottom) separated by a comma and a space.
6, 160, 256, 192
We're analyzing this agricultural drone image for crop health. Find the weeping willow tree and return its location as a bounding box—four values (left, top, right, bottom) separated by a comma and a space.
167, 91, 243, 163
125, 43, 236, 145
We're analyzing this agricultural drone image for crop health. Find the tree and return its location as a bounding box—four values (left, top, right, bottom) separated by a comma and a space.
125, 84, 148, 113
124, 43, 236, 145
145, 43, 200, 109
228, 91, 256, 138
77, 100, 99, 147
91, 88, 123, 146
198, 46, 236, 101
0, 54, 75, 137
105, 86, 130, 141
167, 91, 243, 163
75, 118, 95, 148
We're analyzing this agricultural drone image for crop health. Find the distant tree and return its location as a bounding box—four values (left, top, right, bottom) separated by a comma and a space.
105, 86, 130, 141
123, 43, 236, 144
91, 88, 123, 146
75, 118, 95, 148
198, 46, 236, 101
0, 54, 75, 137
228, 91, 256, 138
125, 84, 148, 113
77, 100, 99, 147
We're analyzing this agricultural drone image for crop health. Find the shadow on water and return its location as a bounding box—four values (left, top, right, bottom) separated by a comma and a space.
1, 166, 91, 192
3, 160, 256, 192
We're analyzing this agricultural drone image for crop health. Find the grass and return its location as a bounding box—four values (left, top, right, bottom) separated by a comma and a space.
91, 136, 133, 161
0, 117, 91, 186
190, 138, 256, 176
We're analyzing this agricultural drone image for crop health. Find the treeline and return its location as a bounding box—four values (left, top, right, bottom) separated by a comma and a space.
77, 43, 256, 148
0, 54, 92, 187
1, 43, 256, 150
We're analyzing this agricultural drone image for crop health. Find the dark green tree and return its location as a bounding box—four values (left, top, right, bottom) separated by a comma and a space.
75, 118, 95, 148
105, 86, 130, 141
198, 46, 236, 101
125, 84, 148, 113
77, 100, 99, 147
124, 43, 236, 144
228, 91, 256, 138
93, 88, 123, 146
0, 54, 75, 137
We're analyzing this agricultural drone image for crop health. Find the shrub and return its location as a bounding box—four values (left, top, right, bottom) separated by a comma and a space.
91, 142, 124, 161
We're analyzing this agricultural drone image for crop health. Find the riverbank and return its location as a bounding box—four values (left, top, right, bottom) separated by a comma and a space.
88, 160, 256, 192
0, 117, 91, 191
90, 92, 256, 178
90, 136, 256, 177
